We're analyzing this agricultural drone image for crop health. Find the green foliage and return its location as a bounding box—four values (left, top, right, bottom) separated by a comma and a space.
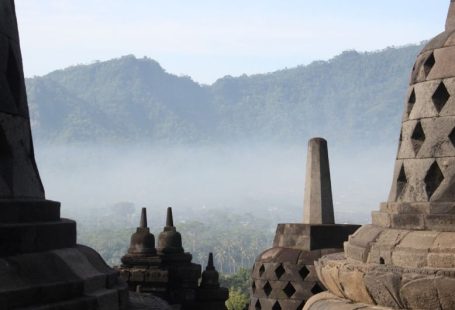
26, 44, 424, 147
226, 287, 249, 310
220, 268, 251, 296
75, 206, 274, 271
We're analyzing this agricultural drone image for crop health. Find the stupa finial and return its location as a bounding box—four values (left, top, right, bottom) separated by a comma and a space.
446, 0, 455, 30
166, 207, 174, 227
303, 137, 335, 224
139, 207, 147, 228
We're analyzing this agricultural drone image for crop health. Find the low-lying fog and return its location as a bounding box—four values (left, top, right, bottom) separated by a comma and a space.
34, 142, 397, 226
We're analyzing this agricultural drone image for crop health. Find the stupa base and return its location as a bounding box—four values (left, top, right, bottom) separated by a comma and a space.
303, 292, 391, 310
312, 252, 455, 309
0, 245, 128, 309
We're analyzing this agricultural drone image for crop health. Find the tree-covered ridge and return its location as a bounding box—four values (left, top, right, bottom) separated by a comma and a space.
26, 43, 424, 146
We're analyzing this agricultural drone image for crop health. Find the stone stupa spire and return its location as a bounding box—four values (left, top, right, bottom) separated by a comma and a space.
303, 137, 335, 224
158, 207, 184, 254
446, 0, 455, 30
126, 207, 156, 256
0, 2, 128, 308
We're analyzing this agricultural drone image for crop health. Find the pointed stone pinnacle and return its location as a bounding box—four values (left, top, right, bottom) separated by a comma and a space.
303, 138, 335, 224
166, 207, 174, 227
446, 0, 455, 30
139, 207, 147, 228
207, 252, 215, 270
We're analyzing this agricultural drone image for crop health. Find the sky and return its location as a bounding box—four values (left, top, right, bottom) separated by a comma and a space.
16, 0, 450, 84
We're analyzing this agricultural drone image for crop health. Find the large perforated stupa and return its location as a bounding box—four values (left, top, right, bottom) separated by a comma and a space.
305, 1, 455, 309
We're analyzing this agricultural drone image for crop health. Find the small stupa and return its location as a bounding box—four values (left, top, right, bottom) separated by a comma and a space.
249, 138, 359, 310
196, 253, 229, 310
118, 207, 228, 309
305, 2, 455, 309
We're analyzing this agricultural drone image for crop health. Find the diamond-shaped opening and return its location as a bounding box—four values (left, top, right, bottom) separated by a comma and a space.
255, 300, 261, 310
406, 89, 416, 117
299, 266, 309, 280
411, 121, 425, 155
397, 130, 403, 154
283, 282, 296, 298
272, 301, 282, 310
432, 82, 450, 113
396, 164, 407, 199
424, 52, 436, 77
449, 127, 455, 148
259, 264, 265, 277
252, 281, 256, 294
311, 283, 324, 295
263, 282, 272, 297
424, 161, 444, 200
275, 264, 285, 279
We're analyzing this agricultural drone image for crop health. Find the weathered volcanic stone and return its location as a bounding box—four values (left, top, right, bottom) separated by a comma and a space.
249, 138, 359, 310
306, 1, 455, 309
303, 138, 334, 225
0, 1, 128, 308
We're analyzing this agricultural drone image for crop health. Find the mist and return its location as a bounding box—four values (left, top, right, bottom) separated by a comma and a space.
35, 142, 396, 226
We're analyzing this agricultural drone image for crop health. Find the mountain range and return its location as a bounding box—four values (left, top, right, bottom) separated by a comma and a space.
26, 43, 425, 146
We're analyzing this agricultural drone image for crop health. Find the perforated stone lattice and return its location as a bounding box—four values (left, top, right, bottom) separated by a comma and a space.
250, 261, 325, 310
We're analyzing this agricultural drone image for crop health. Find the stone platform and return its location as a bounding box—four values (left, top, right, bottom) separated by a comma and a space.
0, 245, 128, 309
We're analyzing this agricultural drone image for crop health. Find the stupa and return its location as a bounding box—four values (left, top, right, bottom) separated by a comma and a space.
117, 207, 229, 309
0, 0, 128, 309
249, 138, 359, 310
305, 1, 455, 309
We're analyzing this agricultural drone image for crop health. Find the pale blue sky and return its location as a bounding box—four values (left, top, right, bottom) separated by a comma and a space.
16, 0, 450, 84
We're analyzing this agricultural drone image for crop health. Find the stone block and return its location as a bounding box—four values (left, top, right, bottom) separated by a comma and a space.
0, 219, 76, 256
338, 268, 373, 304
344, 243, 369, 263
364, 272, 403, 308
401, 277, 441, 310
317, 262, 345, 298
407, 81, 440, 120
425, 214, 455, 231
390, 213, 425, 230
347, 225, 383, 248
427, 47, 455, 82
434, 277, 455, 309
371, 211, 391, 228
129, 270, 145, 283
88, 288, 120, 310
367, 229, 409, 265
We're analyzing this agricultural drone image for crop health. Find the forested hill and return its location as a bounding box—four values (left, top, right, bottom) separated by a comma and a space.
26, 43, 424, 146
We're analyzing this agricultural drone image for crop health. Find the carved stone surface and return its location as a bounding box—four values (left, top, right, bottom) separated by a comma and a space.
303, 138, 334, 224
0, 1, 128, 308
249, 138, 360, 310
307, 1, 455, 309
117, 208, 228, 310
